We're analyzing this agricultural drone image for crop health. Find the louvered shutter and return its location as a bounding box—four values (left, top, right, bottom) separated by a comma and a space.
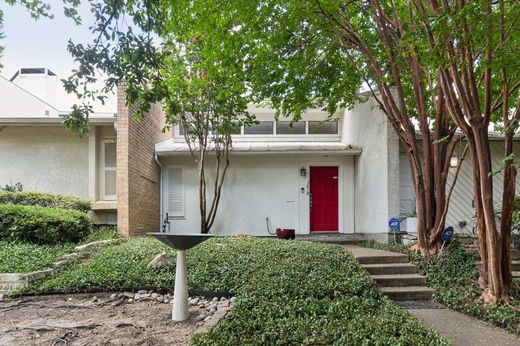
167, 167, 185, 217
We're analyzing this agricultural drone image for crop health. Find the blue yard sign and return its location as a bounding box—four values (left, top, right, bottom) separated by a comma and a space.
388, 218, 400, 232
441, 227, 454, 243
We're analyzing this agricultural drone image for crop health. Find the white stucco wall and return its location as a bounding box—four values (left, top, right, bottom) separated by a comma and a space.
0, 126, 89, 198
342, 98, 400, 234
160, 154, 355, 235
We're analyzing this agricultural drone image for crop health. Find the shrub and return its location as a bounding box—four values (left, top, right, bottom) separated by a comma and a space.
1, 182, 23, 192
0, 204, 92, 244
0, 191, 91, 212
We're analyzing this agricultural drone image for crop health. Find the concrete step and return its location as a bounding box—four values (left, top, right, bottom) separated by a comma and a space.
371, 274, 427, 287
362, 263, 417, 275
355, 254, 409, 265
380, 286, 434, 301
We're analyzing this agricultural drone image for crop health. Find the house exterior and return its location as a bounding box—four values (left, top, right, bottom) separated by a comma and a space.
0, 68, 170, 233
2, 67, 519, 238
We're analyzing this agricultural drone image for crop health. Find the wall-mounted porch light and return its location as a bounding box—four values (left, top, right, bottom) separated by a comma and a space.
450, 156, 459, 168
300, 167, 307, 177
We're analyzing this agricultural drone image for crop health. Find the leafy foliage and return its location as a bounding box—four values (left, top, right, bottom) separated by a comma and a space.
0, 182, 23, 192
361, 240, 520, 336
0, 204, 92, 244
79, 225, 119, 245
0, 241, 73, 273
27, 237, 447, 344
0, 190, 91, 212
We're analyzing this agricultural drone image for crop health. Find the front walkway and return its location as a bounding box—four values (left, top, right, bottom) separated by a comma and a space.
404, 302, 520, 346
344, 244, 520, 346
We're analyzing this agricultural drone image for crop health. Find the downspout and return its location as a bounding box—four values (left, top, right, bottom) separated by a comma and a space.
154, 153, 164, 232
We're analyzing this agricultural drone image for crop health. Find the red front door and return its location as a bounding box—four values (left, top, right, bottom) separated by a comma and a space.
310, 166, 339, 232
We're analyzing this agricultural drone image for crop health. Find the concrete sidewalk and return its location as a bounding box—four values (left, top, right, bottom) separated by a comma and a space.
406, 304, 520, 346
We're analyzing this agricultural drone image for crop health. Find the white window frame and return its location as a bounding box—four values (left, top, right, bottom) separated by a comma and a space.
99, 138, 117, 201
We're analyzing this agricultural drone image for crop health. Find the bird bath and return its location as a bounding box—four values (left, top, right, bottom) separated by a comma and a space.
148, 233, 215, 321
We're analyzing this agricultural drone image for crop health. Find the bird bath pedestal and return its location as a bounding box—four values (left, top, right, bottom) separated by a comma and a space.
148, 233, 215, 321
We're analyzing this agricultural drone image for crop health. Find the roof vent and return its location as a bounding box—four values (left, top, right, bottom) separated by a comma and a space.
10, 68, 56, 81
10, 67, 58, 107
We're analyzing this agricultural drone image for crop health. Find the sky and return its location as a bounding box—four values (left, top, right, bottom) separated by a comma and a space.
0, 0, 116, 112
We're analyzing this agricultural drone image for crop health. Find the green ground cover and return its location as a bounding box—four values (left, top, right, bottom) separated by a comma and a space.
0, 226, 117, 274
0, 241, 73, 273
26, 236, 447, 345
361, 240, 520, 336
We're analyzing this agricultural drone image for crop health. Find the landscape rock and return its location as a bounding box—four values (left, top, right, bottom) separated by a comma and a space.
123, 292, 134, 298
74, 239, 117, 251
110, 293, 118, 300
147, 252, 173, 268
137, 290, 148, 295
209, 308, 217, 315
230, 297, 237, 304
155, 296, 164, 303
134, 293, 141, 300
189, 297, 200, 306
207, 303, 217, 311
212, 297, 218, 302
220, 297, 227, 301
204, 316, 212, 322
195, 315, 207, 322
151, 293, 159, 299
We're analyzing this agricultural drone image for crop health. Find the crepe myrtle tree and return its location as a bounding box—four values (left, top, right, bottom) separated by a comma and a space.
34, 0, 518, 299
161, 37, 254, 233
3, 1, 254, 233
160, 0, 464, 257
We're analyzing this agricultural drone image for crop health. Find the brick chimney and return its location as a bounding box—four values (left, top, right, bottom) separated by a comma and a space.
116, 83, 170, 236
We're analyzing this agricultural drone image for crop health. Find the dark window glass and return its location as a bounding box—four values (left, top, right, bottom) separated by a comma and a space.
308, 120, 338, 134
180, 124, 241, 135
276, 121, 306, 134
244, 121, 274, 135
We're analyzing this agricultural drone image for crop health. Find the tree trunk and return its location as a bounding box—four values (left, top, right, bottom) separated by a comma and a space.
472, 126, 507, 303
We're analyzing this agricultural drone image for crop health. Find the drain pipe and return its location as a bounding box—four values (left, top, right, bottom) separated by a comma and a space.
154, 153, 164, 232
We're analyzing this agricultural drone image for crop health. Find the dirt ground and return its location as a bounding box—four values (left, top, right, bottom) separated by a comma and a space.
0, 294, 205, 346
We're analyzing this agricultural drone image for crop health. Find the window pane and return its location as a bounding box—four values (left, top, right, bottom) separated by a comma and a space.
105, 170, 116, 196
244, 121, 274, 135
104, 142, 116, 168
308, 121, 338, 134
276, 121, 306, 134
180, 124, 241, 135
